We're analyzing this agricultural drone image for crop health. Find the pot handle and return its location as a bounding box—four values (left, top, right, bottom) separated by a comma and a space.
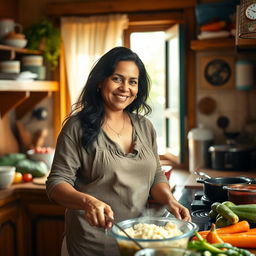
196, 177, 206, 183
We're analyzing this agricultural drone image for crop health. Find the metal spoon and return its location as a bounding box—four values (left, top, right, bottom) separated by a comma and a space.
194, 171, 211, 179
105, 215, 144, 250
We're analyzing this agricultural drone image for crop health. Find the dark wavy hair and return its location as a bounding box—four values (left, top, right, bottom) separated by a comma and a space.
68, 46, 152, 149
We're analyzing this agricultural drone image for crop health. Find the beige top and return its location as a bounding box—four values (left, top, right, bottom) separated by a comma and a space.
46, 112, 168, 256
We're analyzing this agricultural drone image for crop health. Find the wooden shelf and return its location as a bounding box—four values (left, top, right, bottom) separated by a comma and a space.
0, 80, 59, 92
0, 81, 59, 118
190, 38, 235, 51
0, 44, 42, 60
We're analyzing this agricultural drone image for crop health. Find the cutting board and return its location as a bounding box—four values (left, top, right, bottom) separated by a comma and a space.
32, 171, 50, 185
0, 113, 19, 155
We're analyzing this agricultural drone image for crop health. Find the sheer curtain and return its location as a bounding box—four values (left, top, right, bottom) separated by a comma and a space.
61, 14, 129, 105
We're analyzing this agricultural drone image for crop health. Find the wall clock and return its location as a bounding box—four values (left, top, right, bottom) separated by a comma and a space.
199, 56, 235, 90
238, 1, 256, 38
245, 3, 256, 20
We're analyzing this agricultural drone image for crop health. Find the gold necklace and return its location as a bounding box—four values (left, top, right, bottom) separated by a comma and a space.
106, 115, 125, 138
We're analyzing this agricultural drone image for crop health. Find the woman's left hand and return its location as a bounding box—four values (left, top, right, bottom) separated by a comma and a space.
167, 200, 191, 222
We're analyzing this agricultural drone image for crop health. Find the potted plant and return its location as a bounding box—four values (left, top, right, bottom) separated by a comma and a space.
24, 18, 61, 69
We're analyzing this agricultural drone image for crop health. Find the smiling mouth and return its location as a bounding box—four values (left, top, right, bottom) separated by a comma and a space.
114, 94, 129, 101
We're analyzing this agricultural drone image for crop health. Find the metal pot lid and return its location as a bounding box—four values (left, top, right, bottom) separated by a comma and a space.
223, 184, 256, 192
209, 144, 254, 152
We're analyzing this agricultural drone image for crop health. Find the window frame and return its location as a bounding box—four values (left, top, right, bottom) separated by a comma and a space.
123, 12, 189, 168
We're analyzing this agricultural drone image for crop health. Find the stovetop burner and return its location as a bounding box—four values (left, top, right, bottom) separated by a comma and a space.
191, 191, 212, 211
191, 209, 209, 218
201, 195, 213, 205
191, 209, 211, 231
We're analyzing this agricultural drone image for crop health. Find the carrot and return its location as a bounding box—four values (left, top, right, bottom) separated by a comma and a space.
218, 234, 256, 248
205, 224, 224, 244
197, 221, 250, 236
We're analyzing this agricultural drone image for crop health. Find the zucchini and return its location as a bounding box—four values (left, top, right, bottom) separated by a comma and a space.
215, 216, 233, 228
229, 206, 256, 223
211, 202, 221, 212
229, 204, 256, 212
216, 204, 239, 224
222, 201, 236, 208
208, 209, 218, 220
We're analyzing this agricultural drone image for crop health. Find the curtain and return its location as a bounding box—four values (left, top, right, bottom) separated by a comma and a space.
61, 14, 129, 105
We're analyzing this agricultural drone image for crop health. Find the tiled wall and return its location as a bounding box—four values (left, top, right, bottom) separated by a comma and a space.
196, 51, 256, 145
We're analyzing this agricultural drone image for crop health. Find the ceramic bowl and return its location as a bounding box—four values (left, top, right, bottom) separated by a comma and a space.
4, 38, 27, 48
0, 166, 16, 189
27, 148, 55, 169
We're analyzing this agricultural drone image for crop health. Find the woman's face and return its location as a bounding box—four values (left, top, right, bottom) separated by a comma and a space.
100, 61, 139, 112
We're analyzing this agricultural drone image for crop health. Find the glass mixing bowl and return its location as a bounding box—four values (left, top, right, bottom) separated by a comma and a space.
110, 217, 198, 256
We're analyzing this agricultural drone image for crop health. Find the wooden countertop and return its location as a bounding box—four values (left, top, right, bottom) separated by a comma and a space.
184, 169, 256, 189
0, 180, 46, 206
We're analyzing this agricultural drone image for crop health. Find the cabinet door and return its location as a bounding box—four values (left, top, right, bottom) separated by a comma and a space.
0, 205, 20, 256
26, 203, 65, 256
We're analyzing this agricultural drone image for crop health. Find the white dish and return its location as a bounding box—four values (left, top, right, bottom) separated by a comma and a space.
4, 38, 27, 48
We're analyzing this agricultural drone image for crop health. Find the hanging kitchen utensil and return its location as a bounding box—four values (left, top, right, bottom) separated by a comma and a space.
216, 116, 229, 130
198, 97, 217, 115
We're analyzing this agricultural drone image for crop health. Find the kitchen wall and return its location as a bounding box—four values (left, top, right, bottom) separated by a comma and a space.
196, 48, 256, 145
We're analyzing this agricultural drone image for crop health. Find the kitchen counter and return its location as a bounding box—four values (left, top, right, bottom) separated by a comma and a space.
184, 169, 256, 189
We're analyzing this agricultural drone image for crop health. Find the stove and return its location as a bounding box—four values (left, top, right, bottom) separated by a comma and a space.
178, 188, 213, 230
190, 190, 212, 230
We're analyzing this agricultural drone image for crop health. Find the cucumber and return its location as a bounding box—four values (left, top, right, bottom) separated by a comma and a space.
0, 153, 26, 166
16, 159, 48, 177
216, 204, 239, 224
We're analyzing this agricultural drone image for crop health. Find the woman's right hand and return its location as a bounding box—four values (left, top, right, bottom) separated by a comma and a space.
83, 194, 114, 229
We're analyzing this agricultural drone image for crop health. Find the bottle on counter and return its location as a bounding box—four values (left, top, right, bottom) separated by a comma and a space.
187, 124, 214, 173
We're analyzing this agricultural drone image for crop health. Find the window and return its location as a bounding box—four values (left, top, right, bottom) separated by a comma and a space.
124, 18, 186, 164
130, 31, 166, 153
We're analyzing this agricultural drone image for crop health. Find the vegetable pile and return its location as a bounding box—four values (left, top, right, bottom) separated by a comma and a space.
188, 231, 254, 256
209, 201, 256, 227
0, 153, 48, 180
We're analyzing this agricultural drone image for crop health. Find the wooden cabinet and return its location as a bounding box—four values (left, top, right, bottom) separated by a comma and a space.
0, 194, 24, 256
20, 189, 65, 256
0, 186, 65, 256
0, 202, 21, 256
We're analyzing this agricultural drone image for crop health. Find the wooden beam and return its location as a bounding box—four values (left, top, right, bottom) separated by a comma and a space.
0, 91, 30, 118
46, 0, 196, 16
16, 92, 52, 119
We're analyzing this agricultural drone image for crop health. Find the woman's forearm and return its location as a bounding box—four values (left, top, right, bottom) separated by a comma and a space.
150, 182, 176, 205
49, 183, 89, 210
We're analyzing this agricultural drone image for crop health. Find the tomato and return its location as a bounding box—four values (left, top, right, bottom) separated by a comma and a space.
13, 172, 23, 184
22, 173, 33, 182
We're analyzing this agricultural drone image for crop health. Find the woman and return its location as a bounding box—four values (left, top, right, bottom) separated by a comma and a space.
46, 46, 191, 256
